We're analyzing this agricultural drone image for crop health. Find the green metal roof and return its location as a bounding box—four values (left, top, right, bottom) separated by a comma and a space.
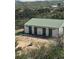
25, 18, 64, 28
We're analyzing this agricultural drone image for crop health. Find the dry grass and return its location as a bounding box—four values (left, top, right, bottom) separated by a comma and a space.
15, 35, 64, 59
16, 35, 57, 56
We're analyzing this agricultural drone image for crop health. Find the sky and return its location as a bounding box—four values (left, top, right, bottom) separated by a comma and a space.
17, 0, 52, 2
19, 0, 45, 2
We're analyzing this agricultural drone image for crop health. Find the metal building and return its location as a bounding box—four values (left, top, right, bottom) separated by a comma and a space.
24, 18, 64, 37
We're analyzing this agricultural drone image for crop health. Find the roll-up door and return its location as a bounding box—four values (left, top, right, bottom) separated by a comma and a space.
29, 26, 32, 34
49, 28, 52, 37
42, 28, 46, 36
34, 27, 37, 35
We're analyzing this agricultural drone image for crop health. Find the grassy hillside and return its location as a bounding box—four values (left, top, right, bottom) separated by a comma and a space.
15, 36, 64, 59
15, 1, 64, 9
15, 18, 29, 29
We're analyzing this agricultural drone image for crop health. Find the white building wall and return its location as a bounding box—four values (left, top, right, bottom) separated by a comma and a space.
46, 28, 49, 36
52, 29, 59, 37
37, 27, 43, 35
24, 25, 29, 33
59, 27, 63, 36
32, 26, 34, 34
24, 25, 63, 37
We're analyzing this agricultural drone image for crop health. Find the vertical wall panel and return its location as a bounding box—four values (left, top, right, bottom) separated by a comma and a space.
52, 29, 59, 37
32, 26, 34, 34
37, 27, 43, 35
24, 26, 29, 33
59, 27, 63, 36
46, 28, 49, 36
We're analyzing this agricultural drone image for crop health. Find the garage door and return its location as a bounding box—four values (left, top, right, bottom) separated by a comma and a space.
42, 28, 46, 36
29, 26, 32, 34
49, 28, 52, 37
34, 27, 37, 35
